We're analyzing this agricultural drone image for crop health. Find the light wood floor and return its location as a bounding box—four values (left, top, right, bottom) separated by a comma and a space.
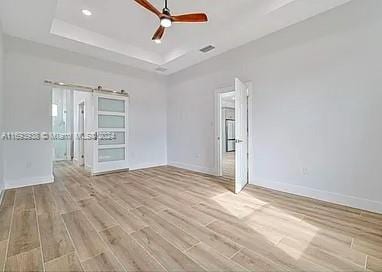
223, 152, 235, 180
0, 163, 382, 271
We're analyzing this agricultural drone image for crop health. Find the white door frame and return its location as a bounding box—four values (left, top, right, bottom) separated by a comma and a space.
214, 81, 254, 184
78, 102, 85, 166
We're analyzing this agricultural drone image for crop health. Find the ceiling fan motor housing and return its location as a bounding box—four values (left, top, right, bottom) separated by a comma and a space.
162, 8, 171, 16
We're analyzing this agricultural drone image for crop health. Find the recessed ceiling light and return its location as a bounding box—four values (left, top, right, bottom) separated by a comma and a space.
82, 9, 92, 16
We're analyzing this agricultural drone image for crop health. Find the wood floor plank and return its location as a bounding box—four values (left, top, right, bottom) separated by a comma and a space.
34, 185, 58, 216
78, 199, 118, 232
131, 206, 199, 251
0, 190, 16, 209
99, 225, 166, 272
139, 197, 169, 212
155, 195, 215, 225
5, 247, 43, 272
185, 243, 247, 272
50, 190, 79, 215
206, 220, 324, 271
0, 240, 7, 272
207, 214, 284, 246
367, 256, 382, 272
45, 252, 83, 272
62, 210, 105, 261
108, 187, 142, 210
7, 210, 40, 257
66, 185, 92, 202
120, 183, 157, 200
241, 210, 366, 267
353, 236, 382, 259
81, 251, 124, 272
132, 227, 204, 271
14, 187, 35, 213
0, 204, 14, 241
231, 247, 289, 272
38, 213, 74, 262
278, 237, 364, 271
160, 208, 242, 258
193, 201, 255, 226
95, 197, 147, 234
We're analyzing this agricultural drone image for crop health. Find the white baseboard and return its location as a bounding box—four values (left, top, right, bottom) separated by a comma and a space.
130, 162, 167, 171
168, 161, 217, 176
5, 175, 54, 190
252, 179, 382, 214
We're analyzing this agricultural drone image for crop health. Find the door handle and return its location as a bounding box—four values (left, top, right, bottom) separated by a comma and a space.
235, 139, 243, 143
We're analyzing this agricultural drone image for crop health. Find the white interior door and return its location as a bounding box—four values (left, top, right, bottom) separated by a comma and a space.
92, 93, 129, 175
234, 78, 248, 193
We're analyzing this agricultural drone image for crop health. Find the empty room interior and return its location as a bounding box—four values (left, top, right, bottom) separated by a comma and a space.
1, 0, 382, 271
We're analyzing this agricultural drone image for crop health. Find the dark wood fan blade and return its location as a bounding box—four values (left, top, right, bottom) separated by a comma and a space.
152, 26, 165, 40
171, 13, 208, 23
134, 0, 161, 17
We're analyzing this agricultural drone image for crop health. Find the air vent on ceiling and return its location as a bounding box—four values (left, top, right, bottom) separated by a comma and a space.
155, 67, 167, 72
200, 45, 215, 53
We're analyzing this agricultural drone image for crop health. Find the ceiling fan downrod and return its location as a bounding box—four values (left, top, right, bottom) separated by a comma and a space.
163, 0, 170, 14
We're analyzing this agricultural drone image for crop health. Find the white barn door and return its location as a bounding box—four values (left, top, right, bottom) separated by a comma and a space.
92, 93, 129, 175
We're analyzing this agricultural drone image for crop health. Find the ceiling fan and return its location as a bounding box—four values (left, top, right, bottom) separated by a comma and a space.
134, 0, 208, 43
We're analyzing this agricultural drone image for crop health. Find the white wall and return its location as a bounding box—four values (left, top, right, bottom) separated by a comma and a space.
167, 0, 382, 213
0, 20, 4, 192
3, 36, 167, 189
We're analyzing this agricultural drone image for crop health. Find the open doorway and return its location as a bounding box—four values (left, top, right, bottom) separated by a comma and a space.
215, 78, 252, 194
52, 88, 73, 161
51, 88, 92, 170
221, 92, 236, 180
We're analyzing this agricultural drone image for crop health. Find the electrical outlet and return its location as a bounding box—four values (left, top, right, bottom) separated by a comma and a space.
302, 167, 309, 176
26, 161, 32, 169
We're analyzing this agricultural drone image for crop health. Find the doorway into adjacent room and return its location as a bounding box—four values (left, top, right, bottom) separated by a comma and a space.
216, 78, 251, 194
221, 92, 236, 180
52, 88, 73, 162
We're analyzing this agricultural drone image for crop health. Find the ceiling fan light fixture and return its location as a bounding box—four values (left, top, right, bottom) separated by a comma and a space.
160, 17, 172, 28
153, 38, 162, 44
134, 0, 208, 42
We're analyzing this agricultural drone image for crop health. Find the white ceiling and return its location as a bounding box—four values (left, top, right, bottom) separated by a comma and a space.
0, 0, 352, 75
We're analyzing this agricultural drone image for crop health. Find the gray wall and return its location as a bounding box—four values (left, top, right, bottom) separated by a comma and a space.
167, 0, 382, 212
